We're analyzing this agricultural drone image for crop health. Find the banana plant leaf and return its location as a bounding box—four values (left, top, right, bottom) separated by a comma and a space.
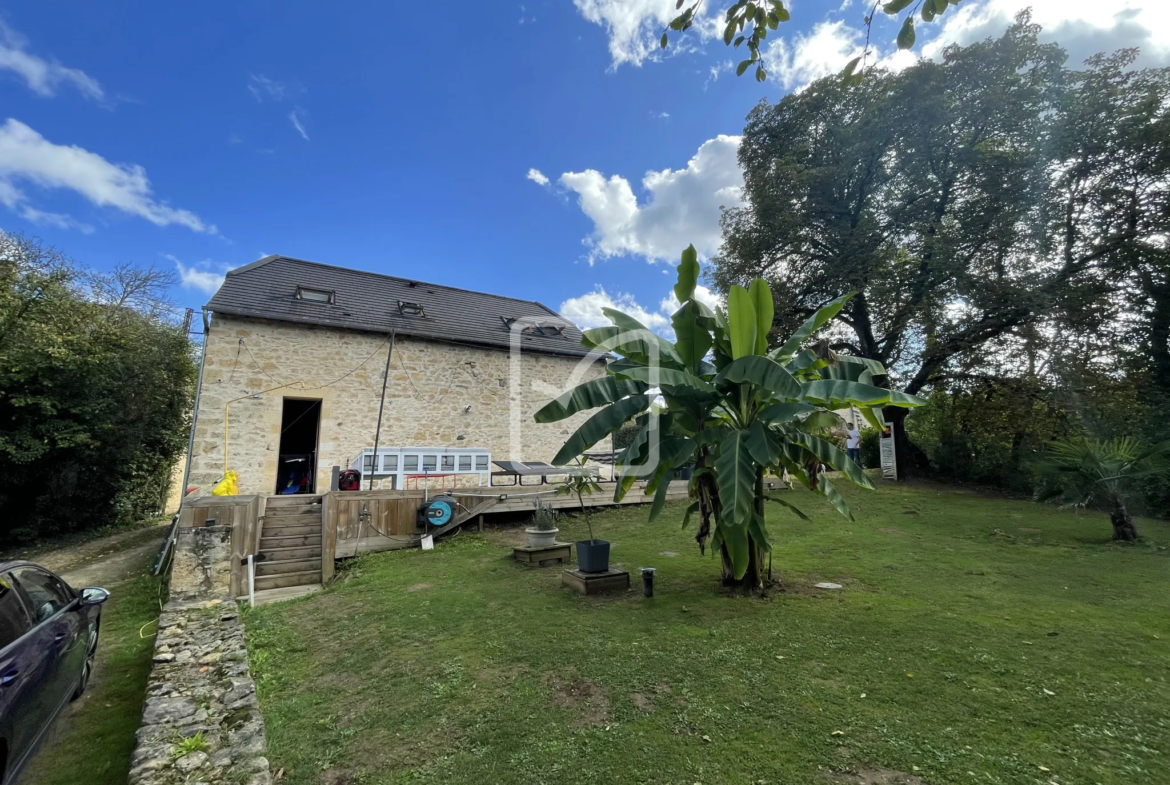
534, 377, 648, 423
715, 355, 802, 399
551, 394, 652, 465
769, 292, 854, 360
715, 429, 757, 533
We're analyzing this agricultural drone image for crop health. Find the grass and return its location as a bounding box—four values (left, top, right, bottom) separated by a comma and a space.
15, 551, 163, 784
243, 479, 1170, 785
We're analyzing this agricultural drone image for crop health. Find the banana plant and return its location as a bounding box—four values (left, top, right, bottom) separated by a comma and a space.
535, 245, 924, 589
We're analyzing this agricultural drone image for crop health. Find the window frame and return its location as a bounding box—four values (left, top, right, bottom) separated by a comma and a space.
295, 286, 336, 304
0, 571, 34, 652
9, 566, 75, 626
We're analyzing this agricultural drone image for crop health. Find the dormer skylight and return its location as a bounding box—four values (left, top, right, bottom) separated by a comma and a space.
296, 286, 335, 304
501, 316, 568, 337
398, 300, 426, 317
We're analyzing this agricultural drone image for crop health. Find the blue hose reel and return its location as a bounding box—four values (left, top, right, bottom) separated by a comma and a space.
417, 494, 456, 528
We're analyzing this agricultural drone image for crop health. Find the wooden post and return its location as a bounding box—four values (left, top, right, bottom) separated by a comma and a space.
320, 492, 336, 583
478, 514, 484, 532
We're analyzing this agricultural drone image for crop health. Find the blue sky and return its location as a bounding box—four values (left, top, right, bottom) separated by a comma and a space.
2, 0, 1167, 333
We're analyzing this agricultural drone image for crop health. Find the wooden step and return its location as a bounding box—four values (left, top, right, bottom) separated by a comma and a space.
266, 506, 320, 519
256, 557, 321, 576
260, 534, 323, 549
261, 524, 318, 537
263, 513, 320, 526
254, 569, 322, 591
244, 585, 322, 606
258, 545, 322, 562
266, 495, 322, 508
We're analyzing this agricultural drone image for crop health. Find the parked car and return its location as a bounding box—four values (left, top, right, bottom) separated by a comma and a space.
0, 561, 109, 785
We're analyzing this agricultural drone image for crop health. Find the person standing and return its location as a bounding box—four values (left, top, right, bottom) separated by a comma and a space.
845, 422, 862, 467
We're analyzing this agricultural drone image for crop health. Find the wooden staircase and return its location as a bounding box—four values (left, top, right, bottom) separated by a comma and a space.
255, 495, 324, 591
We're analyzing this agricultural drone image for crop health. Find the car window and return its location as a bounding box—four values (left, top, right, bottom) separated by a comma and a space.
10, 567, 74, 624
0, 573, 33, 649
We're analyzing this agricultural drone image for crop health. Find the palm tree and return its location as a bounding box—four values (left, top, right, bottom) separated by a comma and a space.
535, 245, 923, 590
1036, 437, 1170, 541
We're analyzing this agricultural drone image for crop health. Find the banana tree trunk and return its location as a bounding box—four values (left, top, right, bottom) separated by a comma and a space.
1110, 496, 1138, 542
719, 540, 766, 590
718, 470, 767, 591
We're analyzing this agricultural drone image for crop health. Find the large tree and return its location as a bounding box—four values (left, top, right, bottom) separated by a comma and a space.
711, 18, 1158, 475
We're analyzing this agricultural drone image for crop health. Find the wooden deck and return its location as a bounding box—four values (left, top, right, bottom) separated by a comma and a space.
178, 476, 789, 604
328, 480, 691, 559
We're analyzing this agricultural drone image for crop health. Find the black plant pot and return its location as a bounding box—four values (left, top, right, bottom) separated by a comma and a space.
576, 539, 611, 573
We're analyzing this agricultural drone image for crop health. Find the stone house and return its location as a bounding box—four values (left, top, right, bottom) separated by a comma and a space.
183, 255, 605, 498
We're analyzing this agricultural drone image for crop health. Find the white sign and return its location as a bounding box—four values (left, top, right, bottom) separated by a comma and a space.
880, 432, 897, 481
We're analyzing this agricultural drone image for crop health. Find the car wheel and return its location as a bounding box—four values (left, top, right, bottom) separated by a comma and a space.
71, 624, 100, 700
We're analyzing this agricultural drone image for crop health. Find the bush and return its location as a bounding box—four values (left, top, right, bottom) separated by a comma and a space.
0, 236, 196, 542
860, 428, 881, 469
899, 383, 1072, 494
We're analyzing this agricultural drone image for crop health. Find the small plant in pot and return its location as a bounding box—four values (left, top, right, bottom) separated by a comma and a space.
525, 499, 559, 548
557, 462, 608, 572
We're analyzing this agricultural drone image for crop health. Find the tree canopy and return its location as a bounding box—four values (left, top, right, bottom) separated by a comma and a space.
660, 0, 962, 83
0, 234, 197, 542
710, 17, 1170, 478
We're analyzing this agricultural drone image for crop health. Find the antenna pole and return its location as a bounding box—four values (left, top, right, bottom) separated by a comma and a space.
369, 331, 397, 490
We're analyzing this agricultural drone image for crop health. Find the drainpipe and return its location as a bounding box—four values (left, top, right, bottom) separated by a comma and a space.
179, 306, 210, 507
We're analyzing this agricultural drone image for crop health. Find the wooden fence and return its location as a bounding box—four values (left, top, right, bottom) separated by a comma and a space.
321, 481, 692, 560
322, 489, 499, 561
178, 494, 264, 597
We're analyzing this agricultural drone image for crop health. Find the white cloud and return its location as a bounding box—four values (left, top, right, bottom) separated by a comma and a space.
572, 0, 720, 68
558, 134, 743, 263
248, 73, 303, 102
560, 286, 670, 332
17, 206, 93, 233
704, 59, 731, 90
526, 168, 550, 186
917, 0, 1170, 68
0, 118, 214, 233
559, 282, 723, 340
288, 108, 309, 141
768, 20, 868, 91
659, 283, 722, 315
0, 20, 103, 99
168, 254, 226, 295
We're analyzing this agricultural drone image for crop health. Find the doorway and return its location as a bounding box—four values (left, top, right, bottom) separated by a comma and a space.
275, 398, 321, 495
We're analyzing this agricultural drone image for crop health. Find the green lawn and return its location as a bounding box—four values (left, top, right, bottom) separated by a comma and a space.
243, 479, 1170, 785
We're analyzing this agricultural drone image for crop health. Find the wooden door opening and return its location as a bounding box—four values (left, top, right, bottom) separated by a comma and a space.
276, 398, 321, 494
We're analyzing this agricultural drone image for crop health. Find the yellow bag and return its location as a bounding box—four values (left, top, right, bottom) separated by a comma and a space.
212, 471, 238, 496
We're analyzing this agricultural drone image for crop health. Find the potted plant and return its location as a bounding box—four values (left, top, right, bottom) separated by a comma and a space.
525, 499, 559, 548
557, 461, 608, 572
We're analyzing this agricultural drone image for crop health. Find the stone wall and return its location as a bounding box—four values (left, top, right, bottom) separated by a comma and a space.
186, 314, 606, 497
129, 599, 270, 785
130, 521, 272, 784
169, 526, 233, 601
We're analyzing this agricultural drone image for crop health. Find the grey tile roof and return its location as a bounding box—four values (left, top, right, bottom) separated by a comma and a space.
206, 255, 593, 358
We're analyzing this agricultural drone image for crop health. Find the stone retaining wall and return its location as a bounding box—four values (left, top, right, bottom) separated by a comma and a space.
129, 598, 270, 785
129, 520, 273, 785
